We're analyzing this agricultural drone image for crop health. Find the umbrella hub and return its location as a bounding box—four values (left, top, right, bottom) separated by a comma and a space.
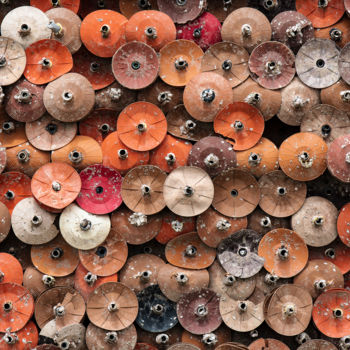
260, 216, 271, 228
156, 334, 169, 344
14, 88, 32, 103
216, 219, 231, 231
105, 332, 118, 344
175, 272, 188, 284
241, 24, 252, 37
42, 274, 56, 287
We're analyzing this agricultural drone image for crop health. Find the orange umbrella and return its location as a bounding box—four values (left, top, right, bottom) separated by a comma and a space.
0, 112, 27, 148
0, 253, 23, 285
125, 10, 176, 51
31, 162, 81, 210
80, 10, 128, 58
119, 0, 158, 18
0, 171, 31, 214
279, 132, 328, 181
117, 102, 167, 152
296, 0, 345, 28
30, 0, 80, 13
214, 102, 265, 151
338, 203, 350, 247
24, 39, 73, 85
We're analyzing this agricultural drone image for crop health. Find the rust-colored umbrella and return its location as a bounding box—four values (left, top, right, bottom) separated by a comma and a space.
214, 102, 264, 151
165, 232, 216, 270
166, 104, 214, 142
43, 73, 95, 122
119, 0, 158, 18
0, 253, 23, 285
258, 228, 308, 278
221, 7, 271, 53
338, 203, 350, 247
101, 132, 149, 174
157, 0, 206, 24
277, 77, 320, 126
78, 229, 128, 277
295, 38, 340, 89
249, 338, 290, 350
321, 80, 350, 113
235, 138, 279, 178
4, 78, 45, 123
183, 72, 232, 123
159, 40, 204, 87
0, 283, 34, 333
163, 166, 214, 217
1, 6, 51, 49
313, 288, 350, 338
232, 78, 282, 121
197, 207, 247, 248
80, 9, 128, 58
25, 113, 77, 151
24, 39, 73, 85
279, 132, 328, 181
0, 112, 27, 148
150, 135, 191, 173
296, 0, 345, 28
212, 169, 260, 218
71, 46, 114, 90
31, 162, 80, 210
217, 229, 264, 279
258, 170, 307, 218
291, 196, 338, 247
265, 285, 313, 336
271, 11, 314, 53
86, 323, 137, 350
176, 12, 222, 52
119, 253, 165, 293
315, 17, 350, 48
122, 165, 166, 215
297, 339, 337, 350
126, 10, 176, 51
201, 41, 249, 88
0, 171, 31, 214
0, 37, 26, 87
158, 264, 209, 302
31, 0, 80, 12
34, 286, 85, 329
117, 102, 167, 152
294, 260, 344, 299
112, 42, 159, 90
46, 7, 82, 54
87, 282, 138, 331
327, 134, 350, 183
0, 202, 11, 244
208, 260, 256, 301
6, 142, 50, 177
111, 207, 162, 245
51, 136, 102, 171
249, 41, 295, 90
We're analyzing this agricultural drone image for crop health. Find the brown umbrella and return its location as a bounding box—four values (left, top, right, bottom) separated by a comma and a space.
11, 197, 58, 245
197, 207, 247, 248
264, 285, 313, 336
122, 165, 167, 215
294, 259, 344, 299
221, 7, 271, 53
43, 73, 95, 122
187, 136, 236, 178
315, 17, 350, 49
119, 0, 158, 18
177, 288, 222, 335
34, 286, 85, 329
212, 169, 260, 218
297, 339, 337, 350
163, 166, 214, 217
119, 253, 165, 293
201, 42, 249, 88
208, 260, 256, 301
235, 137, 279, 178
258, 170, 307, 218
87, 282, 138, 331
327, 134, 350, 183
86, 323, 137, 350
258, 228, 308, 278
0, 202, 11, 244
166, 104, 214, 142
183, 72, 232, 122
25, 113, 77, 151
296, 38, 340, 89
53, 323, 86, 350
217, 229, 264, 279
0, 111, 27, 149
320, 80, 350, 113
277, 77, 320, 126
300, 104, 350, 145
232, 78, 281, 121
339, 42, 350, 85
291, 196, 338, 247
158, 264, 209, 302
165, 232, 216, 270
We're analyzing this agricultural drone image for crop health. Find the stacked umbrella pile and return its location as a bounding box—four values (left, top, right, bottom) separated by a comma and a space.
1, 0, 350, 349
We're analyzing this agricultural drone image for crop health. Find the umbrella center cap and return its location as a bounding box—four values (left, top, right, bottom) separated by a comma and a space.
31, 215, 43, 225
223, 274, 235, 286
4, 190, 14, 200
204, 153, 220, 168
46, 123, 58, 135
202, 333, 218, 345
283, 303, 297, 317
176, 0, 187, 5
185, 244, 197, 257
230, 189, 239, 197
51, 0, 60, 6
196, 304, 208, 317
151, 304, 164, 315
118, 149, 128, 160
201, 89, 215, 103
156, 334, 169, 344
84, 272, 97, 285
265, 61, 280, 75
145, 26, 157, 39
286, 23, 302, 38
96, 186, 104, 194
158, 91, 173, 103
0, 55, 7, 67
222, 59, 232, 71
131, 61, 141, 70
238, 301, 248, 312
52, 181, 61, 191
263, 0, 278, 9
100, 24, 110, 38
165, 152, 176, 164
345, 152, 350, 164
140, 270, 152, 282
316, 58, 325, 68
18, 23, 31, 36
318, 0, 328, 7
265, 273, 279, 284
175, 57, 188, 70
321, 124, 331, 137
138, 0, 151, 9
277, 187, 287, 196
298, 152, 313, 168
80, 219, 92, 231
17, 149, 30, 163
128, 212, 148, 226
48, 20, 63, 37
341, 90, 350, 102
333, 308, 343, 318
42, 274, 56, 287
277, 246, 289, 260
172, 220, 184, 232
62, 91, 73, 102
314, 279, 327, 291
325, 247, 336, 259
245, 92, 261, 106
193, 27, 202, 38
3, 301, 12, 312
248, 152, 261, 166
241, 24, 252, 37
292, 96, 309, 109
223, 0, 232, 5
51, 247, 63, 259
4, 333, 18, 344
54, 304, 65, 317
260, 216, 271, 228
0, 271, 4, 282
137, 122, 147, 132
176, 273, 188, 284
69, 150, 83, 163
41, 57, 52, 69
109, 87, 122, 101
108, 301, 119, 312
233, 120, 244, 130
296, 333, 310, 345
2, 121, 15, 133
216, 219, 231, 231
184, 185, 194, 197
14, 88, 32, 103
312, 215, 324, 226
238, 247, 248, 257
99, 123, 110, 133
340, 336, 350, 347
185, 120, 196, 130
96, 245, 107, 258
141, 184, 151, 196
330, 28, 342, 41
90, 62, 100, 72
59, 340, 70, 350
105, 332, 118, 344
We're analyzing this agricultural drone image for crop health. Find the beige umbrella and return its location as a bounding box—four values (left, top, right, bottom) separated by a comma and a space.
54, 323, 86, 350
